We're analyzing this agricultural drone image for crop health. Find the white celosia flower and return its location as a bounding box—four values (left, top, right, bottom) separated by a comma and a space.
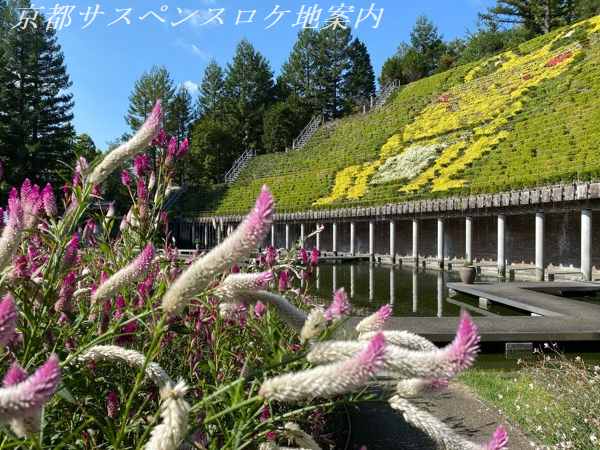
212, 272, 274, 302
78, 345, 172, 387
283, 422, 321, 450
259, 333, 385, 402
144, 380, 190, 450
389, 396, 508, 450
355, 304, 392, 334
0, 191, 23, 272
244, 291, 307, 332
394, 378, 448, 398
218, 302, 244, 320
300, 308, 327, 343
162, 186, 274, 315
309, 313, 480, 380
88, 101, 162, 185
358, 330, 437, 352
92, 244, 154, 303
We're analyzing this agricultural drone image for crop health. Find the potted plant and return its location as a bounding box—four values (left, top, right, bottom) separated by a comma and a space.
459, 261, 477, 284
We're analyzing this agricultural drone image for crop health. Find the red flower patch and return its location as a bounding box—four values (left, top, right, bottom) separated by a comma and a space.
437, 93, 451, 103
545, 51, 573, 68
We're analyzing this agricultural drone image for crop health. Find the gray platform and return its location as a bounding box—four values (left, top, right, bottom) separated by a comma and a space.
347, 282, 600, 343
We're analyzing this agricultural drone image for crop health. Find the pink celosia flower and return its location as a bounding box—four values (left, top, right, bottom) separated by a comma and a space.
63, 234, 80, 267
259, 333, 385, 402
177, 137, 189, 157
486, 425, 509, 450
324, 288, 351, 321
259, 404, 270, 422
2, 363, 27, 387
0, 354, 61, 420
231, 264, 240, 273
41, 183, 57, 217
310, 248, 319, 266
92, 244, 155, 303
298, 248, 309, 265
11, 255, 30, 279
278, 270, 289, 292
265, 246, 277, 267
133, 153, 151, 177
120, 170, 131, 187
213, 271, 274, 302
356, 304, 393, 334
113, 296, 126, 320
448, 311, 481, 373
54, 272, 77, 314
0, 207, 4, 227
136, 178, 148, 202
90, 100, 162, 185
106, 391, 120, 418
152, 129, 168, 148
21, 181, 42, 228
117, 321, 138, 345
0, 190, 24, 270
254, 301, 267, 318
162, 186, 274, 314
0, 295, 17, 348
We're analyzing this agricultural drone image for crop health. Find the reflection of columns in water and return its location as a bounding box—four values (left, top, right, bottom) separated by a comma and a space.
332, 265, 337, 293
271, 224, 275, 247
316, 266, 320, 290
332, 222, 338, 253
350, 265, 355, 298
204, 224, 208, 248
316, 223, 321, 251
369, 265, 374, 302
437, 272, 444, 318
412, 270, 418, 313
389, 267, 395, 305
300, 223, 305, 243
285, 224, 290, 249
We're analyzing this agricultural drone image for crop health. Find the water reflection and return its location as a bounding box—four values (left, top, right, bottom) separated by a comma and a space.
308, 263, 525, 318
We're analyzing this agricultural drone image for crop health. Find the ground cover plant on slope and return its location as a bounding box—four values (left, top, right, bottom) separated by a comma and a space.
0, 100, 507, 449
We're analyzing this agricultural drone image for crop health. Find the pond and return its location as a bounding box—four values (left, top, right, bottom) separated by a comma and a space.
308, 262, 528, 318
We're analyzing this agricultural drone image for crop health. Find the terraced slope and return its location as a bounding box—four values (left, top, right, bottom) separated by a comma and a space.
182, 16, 600, 216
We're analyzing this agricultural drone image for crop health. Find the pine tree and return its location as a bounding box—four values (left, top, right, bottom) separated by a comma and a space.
480, 0, 577, 34
410, 16, 445, 76
169, 86, 192, 143
223, 39, 275, 151
196, 60, 225, 119
0, 0, 75, 186
125, 65, 176, 133
342, 38, 376, 112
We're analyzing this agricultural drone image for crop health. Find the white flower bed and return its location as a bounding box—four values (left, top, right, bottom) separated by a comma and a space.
370, 143, 446, 185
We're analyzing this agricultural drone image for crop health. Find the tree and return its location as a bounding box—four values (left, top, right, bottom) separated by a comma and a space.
0, 0, 75, 187
410, 16, 445, 75
169, 87, 193, 143
223, 39, 275, 151
72, 133, 100, 162
379, 55, 404, 86
125, 65, 176, 133
342, 38, 376, 112
196, 60, 225, 118
480, 0, 577, 34
457, 22, 532, 64
262, 97, 311, 153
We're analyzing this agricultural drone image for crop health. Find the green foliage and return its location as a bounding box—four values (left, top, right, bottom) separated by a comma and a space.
196, 60, 225, 119
262, 98, 311, 153
342, 38, 376, 112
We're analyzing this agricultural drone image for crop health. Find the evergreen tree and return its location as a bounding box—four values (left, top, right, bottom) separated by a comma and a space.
72, 133, 99, 162
410, 16, 445, 75
262, 96, 311, 153
187, 116, 235, 184
0, 0, 75, 186
125, 65, 176, 133
279, 29, 322, 113
196, 60, 225, 118
223, 39, 275, 151
481, 0, 577, 34
169, 86, 193, 143
342, 38, 376, 112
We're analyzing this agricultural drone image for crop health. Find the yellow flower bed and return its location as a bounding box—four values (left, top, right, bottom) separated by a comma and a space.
313, 165, 361, 206
347, 162, 380, 200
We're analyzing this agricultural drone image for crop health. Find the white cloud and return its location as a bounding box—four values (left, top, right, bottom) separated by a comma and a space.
182, 80, 199, 95
191, 44, 210, 60
174, 39, 211, 60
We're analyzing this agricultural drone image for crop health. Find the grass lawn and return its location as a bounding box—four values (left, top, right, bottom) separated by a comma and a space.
460, 354, 600, 449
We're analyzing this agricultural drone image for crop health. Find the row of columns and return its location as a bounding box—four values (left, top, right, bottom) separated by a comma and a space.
205, 208, 593, 282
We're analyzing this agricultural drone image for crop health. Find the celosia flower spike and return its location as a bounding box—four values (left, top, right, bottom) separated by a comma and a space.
244, 291, 307, 332
162, 186, 274, 314
1, 363, 38, 437
0, 190, 24, 271
41, 183, 57, 217
92, 244, 154, 303
486, 426, 509, 450
2, 363, 27, 387
0, 294, 17, 348
0, 354, 61, 422
355, 304, 392, 334
89, 100, 162, 185
300, 307, 327, 343
144, 380, 190, 450
324, 288, 351, 321
212, 272, 274, 302
358, 330, 437, 352
259, 333, 385, 402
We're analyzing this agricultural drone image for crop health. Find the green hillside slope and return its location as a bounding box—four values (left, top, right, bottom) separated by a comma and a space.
182, 16, 600, 216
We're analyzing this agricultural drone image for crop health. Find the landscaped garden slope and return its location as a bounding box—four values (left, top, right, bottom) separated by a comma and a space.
183, 16, 600, 216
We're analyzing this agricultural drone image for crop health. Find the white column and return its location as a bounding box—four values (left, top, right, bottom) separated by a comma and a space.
389, 220, 396, 261
191, 223, 196, 247
437, 272, 444, 318
389, 267, 395, 305
350, 265, 355, 298
369, 265, 374, 302
535, 212, 545, 281
412, 269, 418, 313
285, 224, 290, 249
350, 221, 356, 255
332, 222, 338, 254
217, 223, 222, 245
316, 266, 320, 290
300, 223, 305, 243
204, 224, 208, 248
332, 265, 337, 293
497, 215, 506, 277
271, 224, 275, 247
437, 218, 445, 268
581, 209, 592, 281
412, 219, 419, 264
369, 220, 375, 259
316, 223, 321, 251
465, 217, 473, 263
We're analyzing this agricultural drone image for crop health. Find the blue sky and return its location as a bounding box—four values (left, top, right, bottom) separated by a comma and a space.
30, 0, 495, 149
